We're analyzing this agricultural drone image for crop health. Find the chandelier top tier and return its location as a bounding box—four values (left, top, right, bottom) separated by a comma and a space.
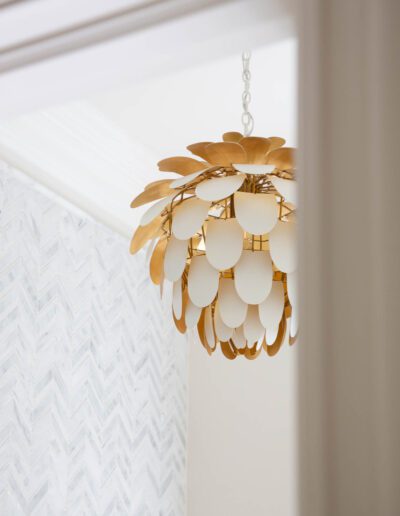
130, 132, 298, 359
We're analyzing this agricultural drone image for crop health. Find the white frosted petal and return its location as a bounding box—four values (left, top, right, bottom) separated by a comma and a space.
145, 237, 158, 263
234, 192, 278, 235
140, 194, 174, 226
287, 271, 298, 312
290, 308, 299, 337
258, 281, 285, 329
243, 305, 265, 344
232, 325, 246, 349
188, 255, 219, 307
163, 236, 188, 281
185, 299, 202, 329
214, 301, 234, 341
269, 220, 297, 273
234, 250, 272, 304
205, 218, 243, 270
269, 175, 297, 205
204, 306, 216, 348
218, 278, 248, 328
233, 164, 275, 175
170, 169, 207, 188
266, 326, 279, 345
172, 278, 182, 319
172, 198, 211, 240
195, 174, 245, 201
256, 334, 265, 350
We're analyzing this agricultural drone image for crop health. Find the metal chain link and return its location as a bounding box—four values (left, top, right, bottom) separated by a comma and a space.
241, 50, 254, 136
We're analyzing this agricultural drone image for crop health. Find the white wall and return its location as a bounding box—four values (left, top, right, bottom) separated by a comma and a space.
187, 343, 297, 516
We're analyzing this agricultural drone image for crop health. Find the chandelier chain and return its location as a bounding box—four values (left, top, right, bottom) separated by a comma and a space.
241, 50, 254, 137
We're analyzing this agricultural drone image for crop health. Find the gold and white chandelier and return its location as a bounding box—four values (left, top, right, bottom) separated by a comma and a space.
130, 52, 297, 359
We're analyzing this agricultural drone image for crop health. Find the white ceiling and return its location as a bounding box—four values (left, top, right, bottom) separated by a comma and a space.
0, 0, 296, 238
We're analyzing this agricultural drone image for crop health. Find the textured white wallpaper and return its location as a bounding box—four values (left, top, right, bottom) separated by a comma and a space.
0, 162, 188, 515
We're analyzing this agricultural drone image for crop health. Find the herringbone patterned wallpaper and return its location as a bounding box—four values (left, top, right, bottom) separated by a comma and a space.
0, 162, 188, 516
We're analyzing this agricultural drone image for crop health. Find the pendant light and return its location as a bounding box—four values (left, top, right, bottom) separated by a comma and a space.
130, 51, 297, 359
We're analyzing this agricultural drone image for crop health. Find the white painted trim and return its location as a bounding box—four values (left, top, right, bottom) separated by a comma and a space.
0, 0, 295, 119
0, 0, 233, 73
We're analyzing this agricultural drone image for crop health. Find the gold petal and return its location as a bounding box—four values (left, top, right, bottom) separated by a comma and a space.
220, 340, 238, 360
239, 136, 272, 164
244, 342, 263, 360
268, 137, 286, 150
149, 237, 167, 285
197, 308, 216, 355
145, 179, 174, 190
264, 316, 287, 356
158, 156, 206, 175
205, 142, 247, 167
130, 216, 163, 255
187, 142, 213, 161
222, 131, 243, 143
173, 288, 188, 334
131, 182, 175, 208
266, 147, 296, 171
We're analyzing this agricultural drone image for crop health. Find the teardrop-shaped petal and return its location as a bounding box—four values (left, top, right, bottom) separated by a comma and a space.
185, 299, 202, 329
286, 271, 298, 311
172, 278, 183, 319
222, 131, 243, 143
234, 250, 272, 304
266, 326, 279, 345
170, 169, 208, 188
172, 198, 210, 240
259, 280, 285, 330
290, 308, 299, 338
145, 178, 174, 190
206, 142, 246, 166
269, 220, 297, 273
149, 237, 167, 285
204, 306, 216, 349
239, 136, 271, 163
163, 236, 188, 281
195, 174, 245, 202
218, 278, 248, 328
244, 341, 263, 359
220, 340, 238, 359
214, 301, 234, 341
188, 255, 219, 307
265, 316, 287, 356
231, 325, 246, 349
173, 288, 187, 334
266, 147, 296, 170
146, 237, 158, 263
234, 192, 278, 235
131, 182, 174, 208
256, 334, 264, 350
140, 194, 175, 226
158, 156, 206, 175
205, 218, 243, 270
268, 136, 286, 150
187, 142, 213, 161
233, 164, 275, 175
130, 216, 163, 255
197, 308, 215, 355
243, 305, 265, 344
269, 176, 297, 205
